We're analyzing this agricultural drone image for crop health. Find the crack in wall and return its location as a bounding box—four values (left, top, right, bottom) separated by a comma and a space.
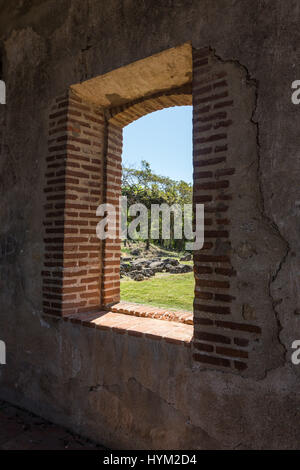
245, 61, 289, 370
212, 48, 289, 373
250, 77, 290, 364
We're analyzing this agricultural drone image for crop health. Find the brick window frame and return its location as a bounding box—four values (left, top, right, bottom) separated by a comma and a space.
42, 46, 262, 376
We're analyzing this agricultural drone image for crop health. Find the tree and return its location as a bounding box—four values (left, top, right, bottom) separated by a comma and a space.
122, 160, 192, 251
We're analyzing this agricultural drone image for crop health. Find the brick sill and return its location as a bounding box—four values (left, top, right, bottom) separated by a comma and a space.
62, 310, 193, 346
109, 301, 193, 325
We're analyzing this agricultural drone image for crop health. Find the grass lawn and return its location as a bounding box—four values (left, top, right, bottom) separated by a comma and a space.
121, 272, 194, 312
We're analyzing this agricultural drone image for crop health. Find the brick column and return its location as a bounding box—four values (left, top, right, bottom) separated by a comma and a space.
42, 91, 106, 316
101, 122, 123, 307
192, 47, 261, 373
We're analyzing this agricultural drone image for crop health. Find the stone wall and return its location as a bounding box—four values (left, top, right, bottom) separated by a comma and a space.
0, 0, 300, 449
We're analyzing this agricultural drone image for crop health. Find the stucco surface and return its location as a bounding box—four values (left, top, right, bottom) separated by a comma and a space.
0, 0, 300, 449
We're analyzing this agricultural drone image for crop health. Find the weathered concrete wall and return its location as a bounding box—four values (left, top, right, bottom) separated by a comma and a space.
0, 0, 300, 449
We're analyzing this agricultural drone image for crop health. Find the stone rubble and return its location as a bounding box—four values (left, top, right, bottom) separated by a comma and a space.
120, 251, 193, 281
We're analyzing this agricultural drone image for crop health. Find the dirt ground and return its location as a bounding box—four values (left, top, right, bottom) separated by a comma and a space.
0, 400, 106, 450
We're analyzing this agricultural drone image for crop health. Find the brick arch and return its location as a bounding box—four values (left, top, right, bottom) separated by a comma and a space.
105, 84, 192, 127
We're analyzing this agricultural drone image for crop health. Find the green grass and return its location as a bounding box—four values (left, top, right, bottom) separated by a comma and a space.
121, 272, 194, 312
121, 247, 132, 255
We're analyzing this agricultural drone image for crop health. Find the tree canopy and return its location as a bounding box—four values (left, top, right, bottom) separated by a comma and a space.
122, 160, 192, 251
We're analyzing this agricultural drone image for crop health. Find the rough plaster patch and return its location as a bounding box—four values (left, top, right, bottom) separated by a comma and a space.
4, 27, 46, 69
250, 69, 290, 369
212, 50, 288, 377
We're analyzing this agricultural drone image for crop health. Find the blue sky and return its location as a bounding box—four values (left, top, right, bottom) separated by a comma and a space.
122, 106, 193, 183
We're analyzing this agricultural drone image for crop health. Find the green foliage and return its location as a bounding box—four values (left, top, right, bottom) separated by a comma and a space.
122, 160, 192, 205
121, 247, 131, 255
122, 160, 192, 250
